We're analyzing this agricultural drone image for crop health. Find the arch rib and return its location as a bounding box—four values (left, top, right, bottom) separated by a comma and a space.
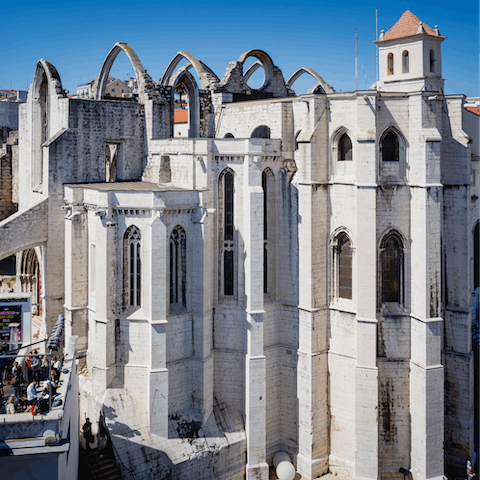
286, 67, 335, 94
93, 42, 152, 102
32, 59, 65, 99
160, 52, 219, 90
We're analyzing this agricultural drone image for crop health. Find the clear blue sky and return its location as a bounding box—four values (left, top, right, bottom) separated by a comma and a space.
1, 0, 478, 97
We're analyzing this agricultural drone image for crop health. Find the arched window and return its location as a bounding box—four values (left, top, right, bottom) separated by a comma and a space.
402, 51, 409, 73
430, 49, 435, 73
170, 226, 186, 307
381, 233, 404, 304
387, 53, 394, 75
224, 132, 234, 138
381, 131, 399, 162
124, 226, 141, 307
338, 133, 353, 161
334, 233, 352, 299
251, 125, 271, 139
474, 222, 479, 289
220, 170, 235, 296
262, 169, 275, 295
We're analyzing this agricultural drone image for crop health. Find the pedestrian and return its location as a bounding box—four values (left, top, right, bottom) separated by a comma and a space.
26, 353, 33, 383
26, 379, 38, 406
82, 418, 94, 450
11, 368, 22, 400
467, 457, 476, 480
30, 351, 41, 382
41, 355, 49, 380
5, 395, 16, 414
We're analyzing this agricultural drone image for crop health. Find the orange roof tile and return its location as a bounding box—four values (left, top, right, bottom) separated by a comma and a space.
466, 106, 480, 116
174, 109, 188, 123
383, 10, 438, 41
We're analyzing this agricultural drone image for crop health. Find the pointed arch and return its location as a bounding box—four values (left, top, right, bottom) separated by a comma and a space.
243, 60, 262, 83
123, 225, 141, 308
378, 229, 407, 306
262, 167, 275, 296
160, 51, 220, 90
93, 42, 153, 102
286, 67, 335, 94
171, 69, 199, 138
170, 225, 186, 307
218, 168, 236, 297
31, 60, 65, 189
379, 125, 407, 180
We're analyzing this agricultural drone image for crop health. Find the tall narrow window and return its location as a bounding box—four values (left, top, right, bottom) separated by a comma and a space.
170, 226, 186, 306
338, 133, 352, 161
402, 51, 409, 73
474, 222, 479, 289
381, 131, 399, 162
381, 234, 404, 304
125, 226, 141, 307
263, 171, 268, 293
335, 233, 352, 299
222, 170, 235, 296
430, 49, 435, 72
106, 143, 118, 182
387, 53, 394, 75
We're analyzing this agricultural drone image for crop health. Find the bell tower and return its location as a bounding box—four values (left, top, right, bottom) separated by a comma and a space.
374, 10, 446, 93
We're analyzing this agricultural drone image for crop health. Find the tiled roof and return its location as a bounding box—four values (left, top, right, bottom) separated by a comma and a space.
383, 10, 438, 41
466, 106, 480, 116
174, 109, 188, 123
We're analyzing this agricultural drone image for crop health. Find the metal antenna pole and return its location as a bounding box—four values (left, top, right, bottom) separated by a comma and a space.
376, 7, 379, 83
355, 29, 358, 91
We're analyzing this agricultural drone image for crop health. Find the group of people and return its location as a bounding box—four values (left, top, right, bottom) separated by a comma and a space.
2, 350, 62, 414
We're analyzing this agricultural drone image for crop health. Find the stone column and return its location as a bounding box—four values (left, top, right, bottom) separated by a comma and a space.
146, 208, 168, 437
409, 140, 444, 480
295, 96, 329, 480
192, 208, 214, 423
91, 196, 117, 398
64, 194, 88, 355
354, 95, 378, 480
244, 146, 268, 480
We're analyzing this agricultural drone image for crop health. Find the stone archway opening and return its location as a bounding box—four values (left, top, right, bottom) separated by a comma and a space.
243, 57, 266, 90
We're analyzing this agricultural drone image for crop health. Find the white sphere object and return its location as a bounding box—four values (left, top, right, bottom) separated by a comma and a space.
273, 451, 291, 468
276, 460, 296, 480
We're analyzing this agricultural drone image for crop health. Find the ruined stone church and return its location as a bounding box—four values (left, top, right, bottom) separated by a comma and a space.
0, 10, 477, 480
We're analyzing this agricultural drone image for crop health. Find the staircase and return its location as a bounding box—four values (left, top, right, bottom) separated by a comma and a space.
80, 445, 123, 480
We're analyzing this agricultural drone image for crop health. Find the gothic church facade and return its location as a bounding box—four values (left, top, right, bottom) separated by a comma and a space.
1, 10, 477, 480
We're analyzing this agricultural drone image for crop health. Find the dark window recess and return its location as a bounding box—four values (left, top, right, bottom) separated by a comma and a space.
0, 255, 16, 275
338, 234, 352, 299
474, 223, 479, 289
224, 133, 234, 138
136, 243, 141, 307
262, 171, 268, 294
224, 250, 234, 296
251, 125, 271, 139
170, 227, 186, 306
338, 133, 353, 161
382, 132, 399, 162
224, 172, 234, 241
384, 236, 401, 302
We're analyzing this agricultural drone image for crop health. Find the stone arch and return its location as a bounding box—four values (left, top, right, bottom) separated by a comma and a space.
170, 69, 199, 138
160, 51, 220, 90
237, 49, 276, 91
243, 60, 262, 83
18, 247, 43, 317
378, 228, 407, 306
286, 67, 334, 94
93, 42, 153, 102
31, 59, 64, 100
31, 60, 65, 189
251, 125, 271, 139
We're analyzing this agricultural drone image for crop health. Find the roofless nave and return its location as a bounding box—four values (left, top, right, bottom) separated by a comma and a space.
0, 9, 477, 480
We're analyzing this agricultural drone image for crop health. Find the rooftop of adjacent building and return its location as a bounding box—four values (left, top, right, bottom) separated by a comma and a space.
380, 9, 442, 41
